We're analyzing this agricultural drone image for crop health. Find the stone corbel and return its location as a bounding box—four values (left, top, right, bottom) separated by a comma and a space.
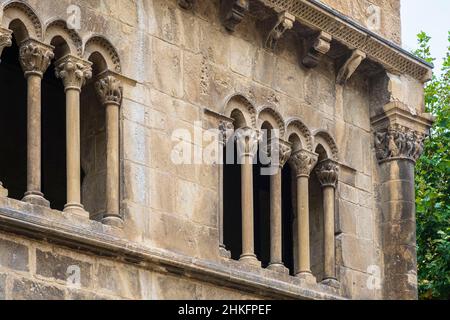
302, 31, 332, 68
264, 11, 295, 50
336, 49, 366, 85
0, 27, 12, 60
371, 102, 434, 164
220, 0, 249, 32
177, 0, 195, 10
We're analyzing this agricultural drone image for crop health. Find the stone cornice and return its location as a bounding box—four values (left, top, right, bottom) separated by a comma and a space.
256, 0, 433, 82
0, 199, 344, 300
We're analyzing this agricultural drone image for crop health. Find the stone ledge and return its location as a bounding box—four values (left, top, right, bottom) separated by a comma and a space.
0, 198, 344, 300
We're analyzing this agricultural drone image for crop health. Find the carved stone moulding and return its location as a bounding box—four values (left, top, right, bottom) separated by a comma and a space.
371, 102, 435, 164
257, 0, 433, 82
0, 27, 13, 58
302, 31, 332, 68
221, 0, 250, 32
178, 0, 195, 10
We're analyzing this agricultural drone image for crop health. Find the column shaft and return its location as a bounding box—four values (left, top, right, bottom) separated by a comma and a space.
25, 75, 43, 195
104, 103, 121, 225
65, 88, 83, 214
240, 154, 258, 264
297, 175, 311, 274
323, 186, 336, 280
268, 170, 285, 272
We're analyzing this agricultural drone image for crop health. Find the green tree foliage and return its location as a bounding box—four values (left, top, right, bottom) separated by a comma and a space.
414, 31, 450, 300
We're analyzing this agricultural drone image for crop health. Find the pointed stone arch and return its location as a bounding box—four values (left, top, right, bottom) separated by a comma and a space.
1, 1, 42, 41
286, 117, 313, 152
223, 93, 257, 129
84, 35, 121, 74
44, 19, 82, 58
313, 130, 339, 161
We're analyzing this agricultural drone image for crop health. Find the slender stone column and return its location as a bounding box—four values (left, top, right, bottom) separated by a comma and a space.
0, 28, 12, 197
19, 39, 54, 207
95, 71, 123, 227
235, 127, 261, 266
289, 149, 318, 281
55, 55, 92, 219
316, 159, 339, 282
267, 139, 292, 273
218, 120, 234, 257
372, 102, 433, 299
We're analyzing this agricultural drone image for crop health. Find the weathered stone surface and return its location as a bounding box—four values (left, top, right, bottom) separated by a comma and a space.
0, 0, 430, 301
11, 278, 65, 300
0, 238, 29, 272
36, 250, 92, 288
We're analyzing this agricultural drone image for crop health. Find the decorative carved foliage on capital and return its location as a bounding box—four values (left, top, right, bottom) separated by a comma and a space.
220, 0, 249, 32
219, 120, 235, 146
235, 127, 261, 158
19, 39, 54, 77
290, 149, 319, 178
178, 0, 195, 10
267, 138, 292, 168
0, 28, 13, 58
316, 159, 339, 188
55, 55, 92, 90
374, 125, 427, 163
302, 31, 332, 68
336, 49, 366, 85
95, 73, 123, 106
265, 11, 295, 50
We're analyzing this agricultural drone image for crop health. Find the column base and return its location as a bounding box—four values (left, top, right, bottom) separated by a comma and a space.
239, 254, 261, 267
267, 263, 289, 274
0, 183, 8, 197
64, 203, 89, 220
22, 191, 50, 208
219, 246, 232, 259
321, 278, 340, 289
102, 215, 124, 228
296, 271, 317, 284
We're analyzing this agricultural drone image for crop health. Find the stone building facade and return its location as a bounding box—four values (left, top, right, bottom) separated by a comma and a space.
0, 0, 433, 300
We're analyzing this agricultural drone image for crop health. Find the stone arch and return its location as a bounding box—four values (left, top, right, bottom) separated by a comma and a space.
84, 35, 121, 74
313, 130, 339, 161
286, 117, 313, 152
223, 93, 257, 129
1, 1, 42, 41
44, 19, 82, 58
257, 106, 286, 138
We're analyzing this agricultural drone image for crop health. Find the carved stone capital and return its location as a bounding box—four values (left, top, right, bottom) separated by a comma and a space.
316, 159, 339, 188
267, 138, 292, 168
19, 39, 54, 77
289, 149, 319, 178
0, 27, 12, 59
235, 127, 261, 158
265, 11, 295, 50
302, 31, 332, 68
374, 125, 427, 163
336, 49, 366, 85
95, 71, 123, 106
371, 102, 434, 164
220, 0, 249, 32
219, 120, 234, 146
55, 55, 92, 91
178, 0, 195, 10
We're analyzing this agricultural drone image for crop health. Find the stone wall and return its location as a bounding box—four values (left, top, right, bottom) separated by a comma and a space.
319, 0, 402, 44
0, 0, 423, 300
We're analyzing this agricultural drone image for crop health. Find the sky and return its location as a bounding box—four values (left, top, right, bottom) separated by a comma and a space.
401, 0, 450, 75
